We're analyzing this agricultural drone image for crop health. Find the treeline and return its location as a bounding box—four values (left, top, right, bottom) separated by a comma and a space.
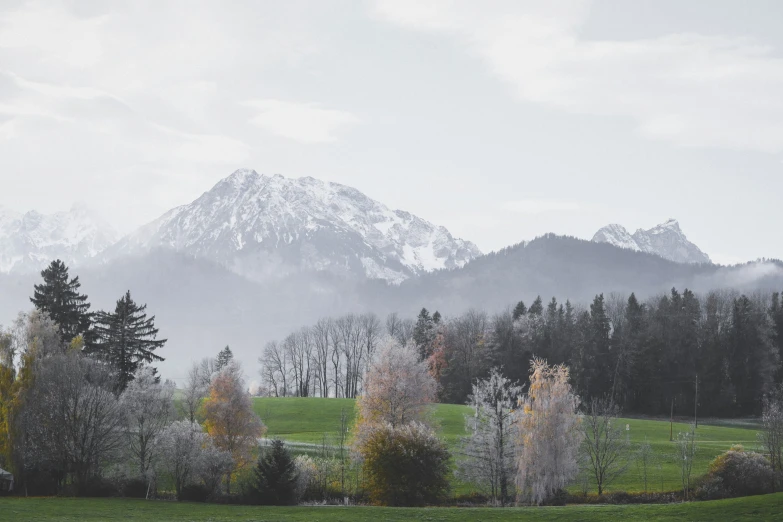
263, 288, 783, 418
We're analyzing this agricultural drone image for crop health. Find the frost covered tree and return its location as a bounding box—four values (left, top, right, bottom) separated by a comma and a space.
515, 358, 581, 505
760, 387, 783, 489
355, 339, 436, 432
457, 368, 521, 505
203, 361, 265, 493
182, 357, 215, 422
120, 367, 175, 481
159, 420, 207, 500
580, 396, 631, 495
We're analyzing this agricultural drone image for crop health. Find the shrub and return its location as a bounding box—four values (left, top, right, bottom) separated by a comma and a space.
179, 483, 212, 502
80, 476, 119, 498
695, 445, 774, 500
358, 422, 451, 507
122, 478, 149, 499
249, 439, 299, 505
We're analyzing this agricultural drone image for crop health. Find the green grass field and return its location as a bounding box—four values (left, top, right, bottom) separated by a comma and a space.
2, 494, 782, 521
252, 397, 761, 494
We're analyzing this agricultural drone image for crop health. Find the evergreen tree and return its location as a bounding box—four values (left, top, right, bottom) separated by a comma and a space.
251, 439, 298, 505
30, 259, 92, 343
771, 292, 783, 383
512, 300, 527, 321
90, 290, 166, 392
413, 308, 436, 360
216, 345, 233, 371
528, 296, 544, 317
728, 295, 777, 415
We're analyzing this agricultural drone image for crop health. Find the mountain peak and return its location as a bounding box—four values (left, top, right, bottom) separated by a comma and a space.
111, 169, 482, 283
592, 219, 710, 265
0, 205, 118, 273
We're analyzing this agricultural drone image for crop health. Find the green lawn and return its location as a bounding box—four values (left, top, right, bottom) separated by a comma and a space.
2, 495, 782, 521
252, 398, 761, 494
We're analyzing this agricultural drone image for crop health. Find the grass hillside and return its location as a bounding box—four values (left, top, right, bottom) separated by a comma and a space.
2, 494, 782, 521
252, 397, 760, 493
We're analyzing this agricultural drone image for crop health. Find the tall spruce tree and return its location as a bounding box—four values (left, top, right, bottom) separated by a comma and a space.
91, 290, 166, 392
216, 345, 234, 371
251, 439, 299, 505
30, 259, 92, 343
512, 300, 527, 321
413, 308, 436, 360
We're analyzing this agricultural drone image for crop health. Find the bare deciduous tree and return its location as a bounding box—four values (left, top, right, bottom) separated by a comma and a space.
580, 396, 631, 495
675, 425, 698, 500
182, 357, 215, 423
260, 341, 288, 397
24, 352, 124, 494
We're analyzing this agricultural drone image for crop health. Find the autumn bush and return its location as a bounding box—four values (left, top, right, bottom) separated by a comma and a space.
359, 422, 451, 506
695, 445, 774, 500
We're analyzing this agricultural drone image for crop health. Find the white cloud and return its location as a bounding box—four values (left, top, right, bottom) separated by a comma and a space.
244, 99, 360, 144
0, 3, 107, 68
374, 0, 783, 153
501, 199, 587, 214
0, 119, 15, 140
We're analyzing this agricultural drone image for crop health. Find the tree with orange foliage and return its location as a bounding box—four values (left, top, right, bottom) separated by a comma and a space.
202, 361, 265, 493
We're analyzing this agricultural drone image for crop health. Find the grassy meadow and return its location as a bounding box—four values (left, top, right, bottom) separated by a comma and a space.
252, 397, 761, 494
2, 494, 782, 521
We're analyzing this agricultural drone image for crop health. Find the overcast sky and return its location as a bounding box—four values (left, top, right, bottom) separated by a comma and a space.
1, 0, 782, 264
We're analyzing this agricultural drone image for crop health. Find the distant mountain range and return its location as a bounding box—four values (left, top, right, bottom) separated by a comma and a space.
0, 205, 117, 273
104, 169, 480, 284
591, 219, 711, 265
1, 169, 780, 380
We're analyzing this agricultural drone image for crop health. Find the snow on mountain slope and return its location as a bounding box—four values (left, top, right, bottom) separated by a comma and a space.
592, 219, 711, 265
0, 204, 118, 273
108, 169, 481, 283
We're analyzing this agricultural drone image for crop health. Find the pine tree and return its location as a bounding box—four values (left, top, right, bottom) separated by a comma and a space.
512, 301, 527, 321
528, 296, 544, 317
90, 290, 166, 392
413, 308, 435, 360
216, 345, 233, 371
251, 439, 298, 505
30, 259, 92, 343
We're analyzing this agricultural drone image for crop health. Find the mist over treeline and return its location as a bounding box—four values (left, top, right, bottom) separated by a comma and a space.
1, 234, 782, 386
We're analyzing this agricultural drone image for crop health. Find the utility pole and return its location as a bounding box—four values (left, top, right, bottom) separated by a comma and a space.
694, 374, 698, 428
670, 398, 674, 442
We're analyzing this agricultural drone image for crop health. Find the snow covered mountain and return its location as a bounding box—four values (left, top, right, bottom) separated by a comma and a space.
0, 204, 118, 273
107, 169, 481, 284
592, 219, 711, 265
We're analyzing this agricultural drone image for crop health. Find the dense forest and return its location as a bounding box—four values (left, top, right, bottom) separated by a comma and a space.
261, 287, 783, 419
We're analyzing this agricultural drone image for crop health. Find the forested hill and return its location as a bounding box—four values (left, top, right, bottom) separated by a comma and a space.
1, 235, 782, 381
382, 235, 783, 314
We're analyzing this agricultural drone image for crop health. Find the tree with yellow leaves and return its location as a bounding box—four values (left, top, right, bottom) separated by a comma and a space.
202, 361, 265, 493
515, 358, 581, 505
